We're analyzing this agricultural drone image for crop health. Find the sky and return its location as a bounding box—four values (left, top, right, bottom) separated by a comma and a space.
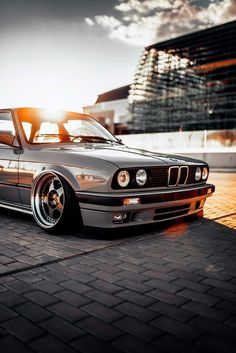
0, 0, 235, 111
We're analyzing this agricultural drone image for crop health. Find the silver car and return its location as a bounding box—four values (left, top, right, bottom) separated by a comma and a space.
0, 108, 215, 233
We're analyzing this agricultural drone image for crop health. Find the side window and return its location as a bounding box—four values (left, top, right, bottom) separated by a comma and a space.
0, 112, 15, 135
0, 112, 16, 147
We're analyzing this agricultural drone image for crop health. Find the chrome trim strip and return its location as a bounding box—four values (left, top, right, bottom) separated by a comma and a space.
179, 166, 189, 185
0, 202, 32, 215
168, 166, 179, 186
76, 183, 214, 198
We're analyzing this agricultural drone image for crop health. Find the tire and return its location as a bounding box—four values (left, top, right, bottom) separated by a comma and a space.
31, 172, 81, 233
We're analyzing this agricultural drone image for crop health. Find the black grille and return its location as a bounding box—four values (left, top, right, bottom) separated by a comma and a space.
168, 167, 179, 186
112, 165, 204, 189
179, 167, 188, 184
149, 167, 168, 187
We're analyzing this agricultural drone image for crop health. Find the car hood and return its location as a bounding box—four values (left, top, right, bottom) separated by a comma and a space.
43, 143, 205, 168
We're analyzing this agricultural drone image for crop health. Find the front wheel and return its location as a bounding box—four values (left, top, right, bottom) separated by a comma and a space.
31, 172, 80, 233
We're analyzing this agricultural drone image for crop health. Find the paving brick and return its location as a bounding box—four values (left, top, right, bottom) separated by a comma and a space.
63, 269, 95, 283
116, 278, 153, 293
151, 316, 202, 342
0, 302, 19, 322
142, 269, 177, 282
215, 300, 236, 314
0, 335, 35, 353
225, 315, 236, 328
76, 316, 122, 341
181, 301, 229, 322
189, 316, 236, 343
93, 262, 122, 274
207, 287, 236, 303
114, 316, 162, 342
5, 280, 34, 294
60, 279, 91, 294
144, 278, 183, 294
154, 333, 204, 353
29, 334, 77, 353
168, 270, 206, 282
34, 280, 64, 295
2, 317, 44, 342
15, 302, 52, 323
115, 270, 149, 283
177, 288, 220, 306
71, 334, 123, 353
115, 301, 158, 323
85, 289, 123, 306
90, 270, 122, 283
14, 271, 41, 284
89, 279, 123, 294
117, 289, 155, 307
149, 301, 196, 322
40, 270, 69, 283
173, 278, 211, 293
0, 290, 27, 307
201, 278, 236, 292
117, 262, 145, 273
69, 263, 97, 274
112, 334, 159, 353
48, 301, 88, 323
147, 288, 188, 306
24, 290, 59, 307
39, 317, 84, 342
81, 301, 123, 323
55, 290, 91, 307
196, 334, 235, 353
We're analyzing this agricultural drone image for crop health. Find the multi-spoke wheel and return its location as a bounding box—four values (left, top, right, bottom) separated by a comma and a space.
31, 172, 79, 232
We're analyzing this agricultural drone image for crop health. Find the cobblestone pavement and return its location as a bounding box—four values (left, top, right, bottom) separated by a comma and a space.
0, 173, 235, 353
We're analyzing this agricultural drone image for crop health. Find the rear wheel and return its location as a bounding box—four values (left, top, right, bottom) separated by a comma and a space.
31, 172, 81, 233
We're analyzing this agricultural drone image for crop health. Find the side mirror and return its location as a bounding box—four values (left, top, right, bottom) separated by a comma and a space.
0, 130, 18, 147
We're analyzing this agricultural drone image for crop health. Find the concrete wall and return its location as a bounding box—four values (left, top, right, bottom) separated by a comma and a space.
118, 130, 236, 168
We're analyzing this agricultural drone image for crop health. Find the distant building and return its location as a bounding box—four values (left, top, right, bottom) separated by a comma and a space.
83, 85, 129, 134
129, 20, 236, 133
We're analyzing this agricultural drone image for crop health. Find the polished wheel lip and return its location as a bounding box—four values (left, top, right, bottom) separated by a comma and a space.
32, 172, 65, 229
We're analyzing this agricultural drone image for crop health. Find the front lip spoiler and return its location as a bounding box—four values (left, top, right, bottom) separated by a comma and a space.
76, 184, 215, 207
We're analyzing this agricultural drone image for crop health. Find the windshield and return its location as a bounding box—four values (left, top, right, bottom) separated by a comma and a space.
17, 108, 119, 145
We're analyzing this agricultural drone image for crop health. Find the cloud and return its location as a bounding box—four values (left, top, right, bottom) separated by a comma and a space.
84, 17, 95, 26
85, 0, 236, 46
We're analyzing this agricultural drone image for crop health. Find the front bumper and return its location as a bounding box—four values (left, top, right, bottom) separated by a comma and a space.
76, 183, 215, 229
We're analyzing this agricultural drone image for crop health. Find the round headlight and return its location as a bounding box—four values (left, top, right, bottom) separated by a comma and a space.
195, 167, 202, 181
117, 170, 130, 187
202, 167, 208, 180
136, 169, 147, 186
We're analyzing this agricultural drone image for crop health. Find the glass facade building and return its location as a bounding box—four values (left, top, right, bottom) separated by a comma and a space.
129, 21, 236, 133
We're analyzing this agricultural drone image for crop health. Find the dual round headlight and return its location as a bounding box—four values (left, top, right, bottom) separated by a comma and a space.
117, 169, 147, 187
195, 166, 208, 181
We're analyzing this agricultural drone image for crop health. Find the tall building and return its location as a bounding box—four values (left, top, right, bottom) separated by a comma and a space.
129, 21, 236, 133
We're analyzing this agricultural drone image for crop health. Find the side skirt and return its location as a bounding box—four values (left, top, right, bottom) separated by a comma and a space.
0, 201, 32, 215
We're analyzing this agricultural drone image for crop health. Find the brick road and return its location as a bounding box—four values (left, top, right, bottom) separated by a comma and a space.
0, 172, 235, 353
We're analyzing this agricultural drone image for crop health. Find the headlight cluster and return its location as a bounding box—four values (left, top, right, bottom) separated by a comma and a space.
195, 166, 208, 181
117, 169, 148, 188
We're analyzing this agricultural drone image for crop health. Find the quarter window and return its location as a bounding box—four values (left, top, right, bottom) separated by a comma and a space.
0, 112, 15, 136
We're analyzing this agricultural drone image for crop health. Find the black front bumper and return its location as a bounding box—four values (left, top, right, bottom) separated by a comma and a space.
76, 184, 215, 229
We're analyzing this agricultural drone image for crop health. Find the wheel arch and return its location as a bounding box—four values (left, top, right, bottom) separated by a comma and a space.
31, 165, 80, 193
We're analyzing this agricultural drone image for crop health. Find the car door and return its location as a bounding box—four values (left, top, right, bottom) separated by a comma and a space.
0, 111, 21, 204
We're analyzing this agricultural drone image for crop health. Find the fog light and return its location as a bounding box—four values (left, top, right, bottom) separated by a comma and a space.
123, 197, 141, 205
207, 188, 212, 194
112, 212, 128, 224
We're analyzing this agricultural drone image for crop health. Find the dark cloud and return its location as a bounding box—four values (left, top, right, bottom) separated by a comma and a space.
0, 0, 117, 30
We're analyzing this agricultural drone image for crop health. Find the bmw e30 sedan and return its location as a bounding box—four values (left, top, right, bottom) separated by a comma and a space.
0, 107, 215, 233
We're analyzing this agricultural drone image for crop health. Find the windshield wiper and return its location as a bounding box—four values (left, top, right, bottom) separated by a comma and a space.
71, 135, 123, 144
32, 133, 123, 145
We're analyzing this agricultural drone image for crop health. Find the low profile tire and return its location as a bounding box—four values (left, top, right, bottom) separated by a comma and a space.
31, 172, 81, 233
